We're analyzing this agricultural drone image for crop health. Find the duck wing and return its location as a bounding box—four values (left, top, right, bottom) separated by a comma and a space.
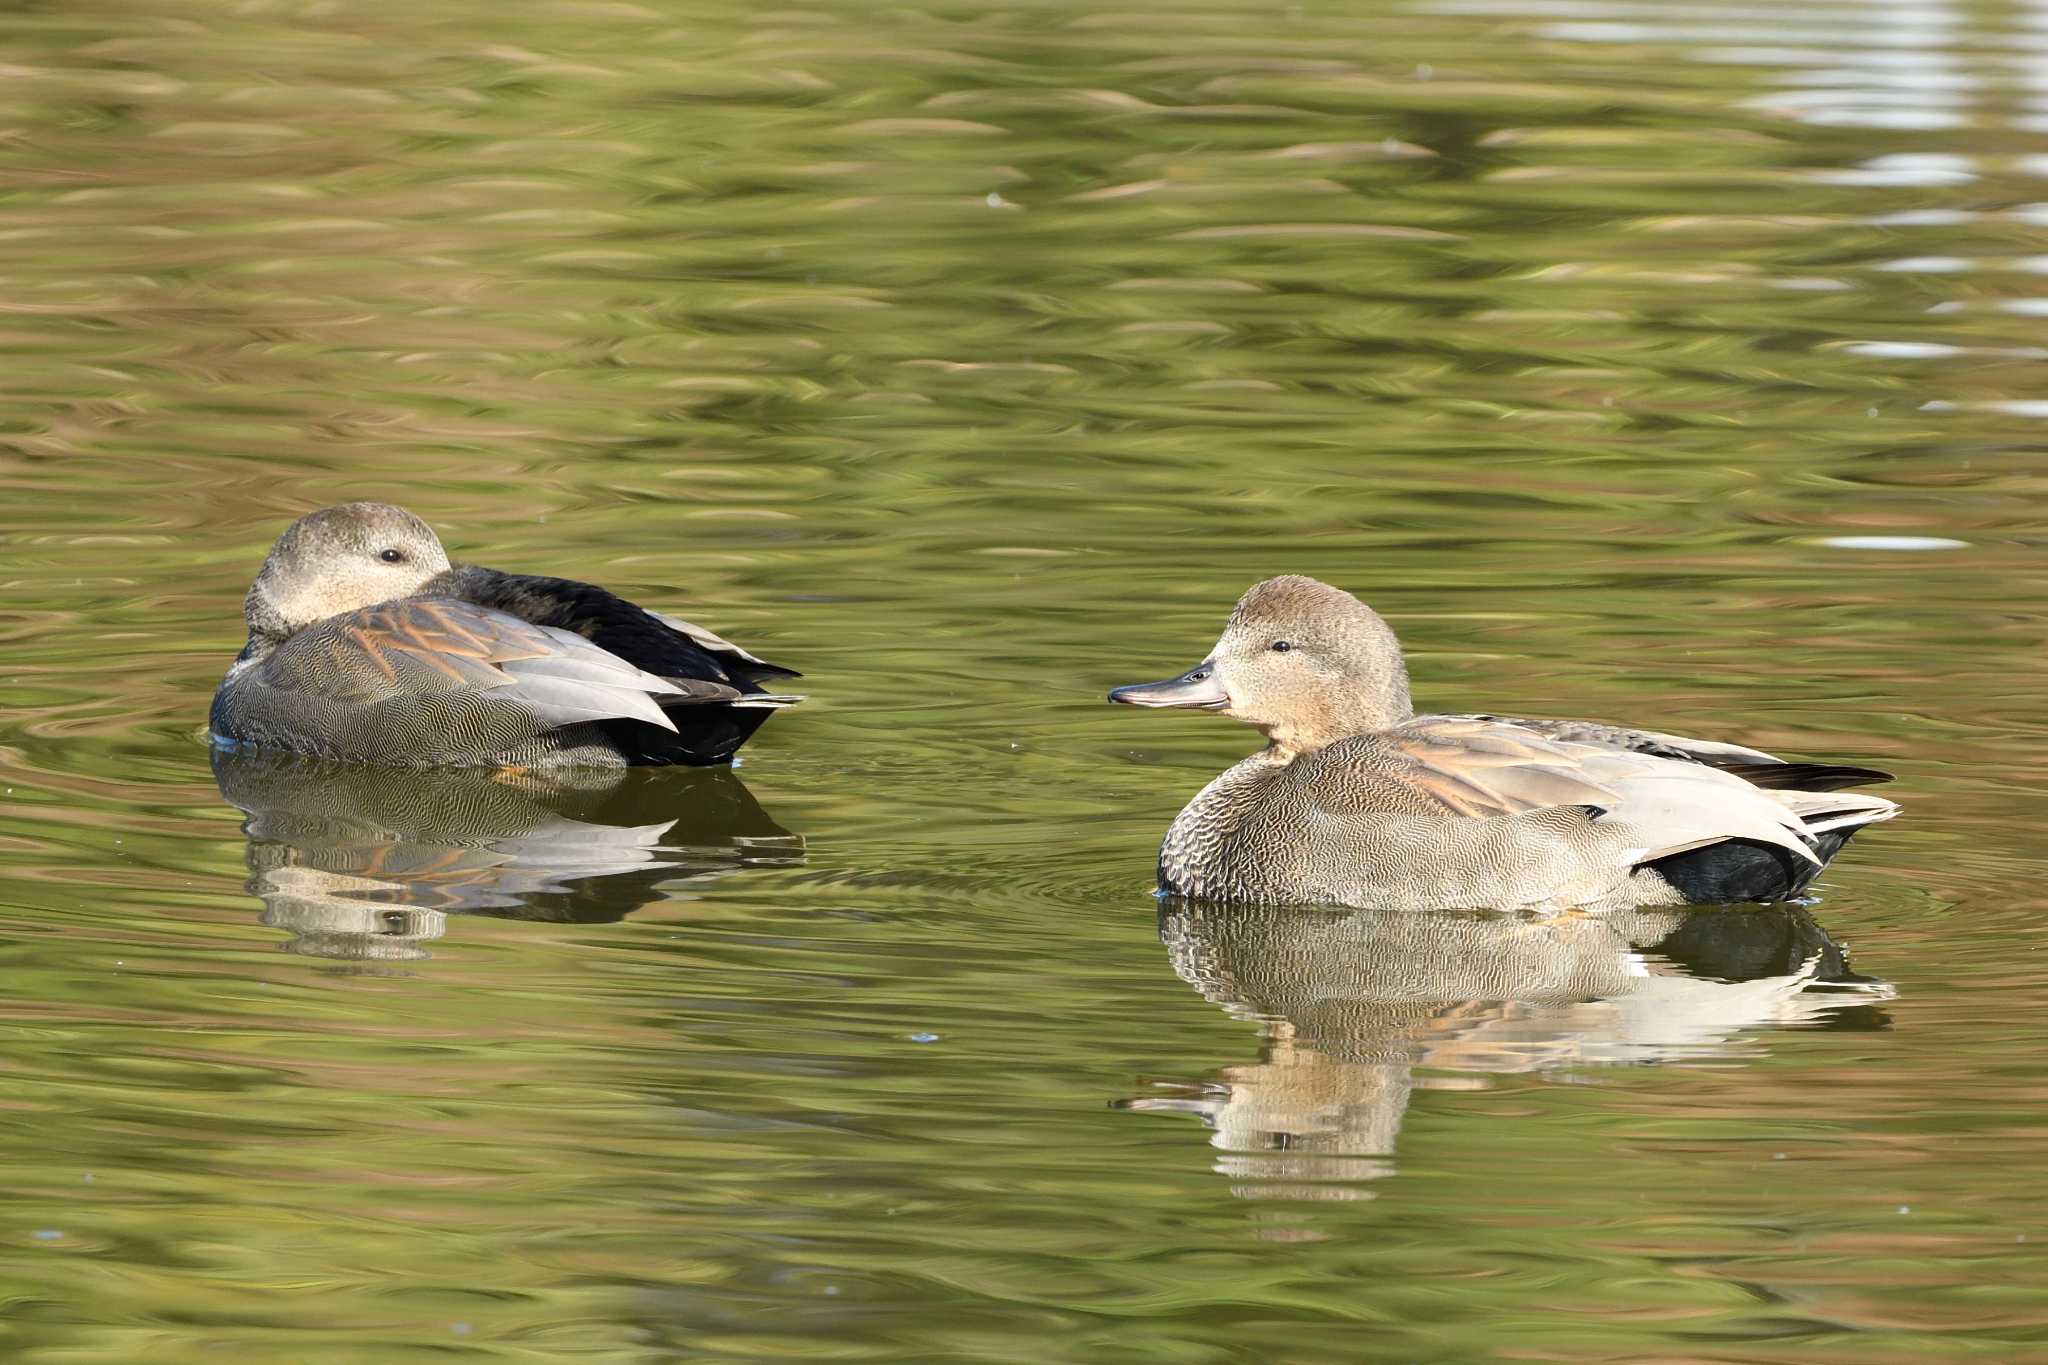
1429, 714, 1892, 790
1384, 716, 1832, 868
257, 596, 682, 732
1372, 719, 1620, 817
434, 567, 800, 693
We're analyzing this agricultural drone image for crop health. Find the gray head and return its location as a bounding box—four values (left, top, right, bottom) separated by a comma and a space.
242, 502, 451, 643
1108, 575, 1414, 753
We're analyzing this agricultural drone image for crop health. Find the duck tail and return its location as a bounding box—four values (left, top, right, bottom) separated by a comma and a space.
729, 692, 804, 709
1718, 761, 1894, 791
1779, 790, 1900, 836
600, 692, 801, 766
1645, 790, 1898, 904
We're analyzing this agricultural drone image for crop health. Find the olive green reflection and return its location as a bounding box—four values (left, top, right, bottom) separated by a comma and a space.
212, 748, 802, 964
1120, 901, 1891, 1200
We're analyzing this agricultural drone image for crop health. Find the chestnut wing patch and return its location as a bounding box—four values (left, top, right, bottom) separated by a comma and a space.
1384, 718, 1620, 817
1389, 716, 1825, 868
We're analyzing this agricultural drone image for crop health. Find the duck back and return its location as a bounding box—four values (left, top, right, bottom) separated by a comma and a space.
432, 566, 801, 766
434, 567, 797, 692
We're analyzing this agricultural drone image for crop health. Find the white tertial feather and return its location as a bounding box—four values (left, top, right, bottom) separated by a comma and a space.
494, 664, 678, 731
494, 628, 686, 732
527, 624, 684, 692
1601, 766, 1821, 867
1776, 791, 1900, 835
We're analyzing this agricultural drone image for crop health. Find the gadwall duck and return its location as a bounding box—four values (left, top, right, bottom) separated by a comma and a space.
1109, 575, 1898, 912
211, 503, 799, 768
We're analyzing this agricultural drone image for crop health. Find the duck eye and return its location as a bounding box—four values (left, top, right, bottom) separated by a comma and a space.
379, 548, 405, 564
1270, 640, 1293, 653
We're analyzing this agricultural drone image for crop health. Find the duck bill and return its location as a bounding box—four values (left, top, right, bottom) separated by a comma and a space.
1107, 662, 1229, 710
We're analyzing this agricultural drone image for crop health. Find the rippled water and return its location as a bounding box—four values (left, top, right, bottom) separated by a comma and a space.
3, 0, 2046, 1358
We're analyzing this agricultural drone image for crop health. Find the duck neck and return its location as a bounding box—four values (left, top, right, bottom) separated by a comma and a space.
1259, 686, 1414, 760
240, 582, 293, 658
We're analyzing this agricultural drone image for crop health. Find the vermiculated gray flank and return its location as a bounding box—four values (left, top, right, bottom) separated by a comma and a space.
1110, 576, 1897, 913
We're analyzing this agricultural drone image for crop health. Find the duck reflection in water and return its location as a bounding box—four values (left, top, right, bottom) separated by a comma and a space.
1117, 901, 1891, 1201
213, 748, 802, 965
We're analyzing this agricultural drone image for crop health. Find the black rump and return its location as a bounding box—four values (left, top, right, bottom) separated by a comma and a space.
1649, 827, 1866, 905
429, 565, 798, 766
436, 566, 798, 692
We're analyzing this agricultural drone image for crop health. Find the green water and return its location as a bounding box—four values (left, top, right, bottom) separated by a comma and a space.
3, 0, 2046, 1358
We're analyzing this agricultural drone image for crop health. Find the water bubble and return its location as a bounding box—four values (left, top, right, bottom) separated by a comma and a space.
909, 1032, 940, 1043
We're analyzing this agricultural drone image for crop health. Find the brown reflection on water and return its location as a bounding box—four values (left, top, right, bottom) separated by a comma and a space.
1120, 900, 1891, 1200
213, 749, 803, 965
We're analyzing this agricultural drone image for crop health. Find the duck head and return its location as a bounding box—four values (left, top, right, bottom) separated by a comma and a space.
1108, 575, 1414, 754
243, 502, 451, 643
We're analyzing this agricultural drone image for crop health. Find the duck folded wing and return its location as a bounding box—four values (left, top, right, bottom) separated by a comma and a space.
1377, 719, 1620, 816
1587, 767, 1823, 867
258, 597, 681, 732
1430, 713, 1892, 789
431, 567, 800, 692
1384, 717, 1824, 869
1428, 714, 1780, 766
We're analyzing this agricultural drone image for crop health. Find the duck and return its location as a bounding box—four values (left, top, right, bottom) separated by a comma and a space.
211, 502, 800, 768
1108, 575, 1898, 913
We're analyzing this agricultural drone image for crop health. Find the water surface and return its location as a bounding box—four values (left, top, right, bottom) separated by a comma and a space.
2, 0, 2045, 1358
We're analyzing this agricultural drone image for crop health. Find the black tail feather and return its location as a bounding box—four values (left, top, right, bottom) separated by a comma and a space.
1718, 761, 1893, 792
734, 659, 803, 684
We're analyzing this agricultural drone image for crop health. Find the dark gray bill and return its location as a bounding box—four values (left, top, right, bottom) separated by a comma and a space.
1107, 662, 1228, 709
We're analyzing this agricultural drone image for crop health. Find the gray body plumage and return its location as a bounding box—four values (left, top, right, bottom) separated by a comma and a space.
214, 599, 682, 768
211, 503, 798, 769
1158, 738, 1668, 912
1113, 575, 1899, 913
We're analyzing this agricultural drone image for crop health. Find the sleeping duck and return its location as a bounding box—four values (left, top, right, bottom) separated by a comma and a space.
1109, 575, 1897, 912
211, 503, 799, 768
